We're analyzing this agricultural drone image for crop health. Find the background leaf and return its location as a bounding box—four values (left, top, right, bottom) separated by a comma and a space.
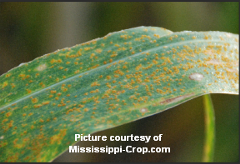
0, 26, 238, 162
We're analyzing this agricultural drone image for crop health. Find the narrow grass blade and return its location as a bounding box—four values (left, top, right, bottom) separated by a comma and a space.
203, 94, 215, 162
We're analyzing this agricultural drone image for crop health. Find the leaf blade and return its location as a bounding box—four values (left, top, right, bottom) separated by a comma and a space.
0, 26, 238, 162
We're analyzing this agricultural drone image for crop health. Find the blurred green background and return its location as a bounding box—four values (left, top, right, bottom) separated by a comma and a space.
0, 2, 238, 162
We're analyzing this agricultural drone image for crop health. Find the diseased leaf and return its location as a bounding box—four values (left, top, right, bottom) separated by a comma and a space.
0, 26, 238, 162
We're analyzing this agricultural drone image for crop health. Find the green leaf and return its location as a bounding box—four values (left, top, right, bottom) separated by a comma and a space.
0, 26, 238, 162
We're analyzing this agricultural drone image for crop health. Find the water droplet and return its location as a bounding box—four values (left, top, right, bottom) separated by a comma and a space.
189, 73, 204, 81
36, 64, 47, 71
139, 108, 148, 114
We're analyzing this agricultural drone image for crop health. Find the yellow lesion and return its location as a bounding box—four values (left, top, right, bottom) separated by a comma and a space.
31, 98, 38, 103
1, 81, 8, 88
